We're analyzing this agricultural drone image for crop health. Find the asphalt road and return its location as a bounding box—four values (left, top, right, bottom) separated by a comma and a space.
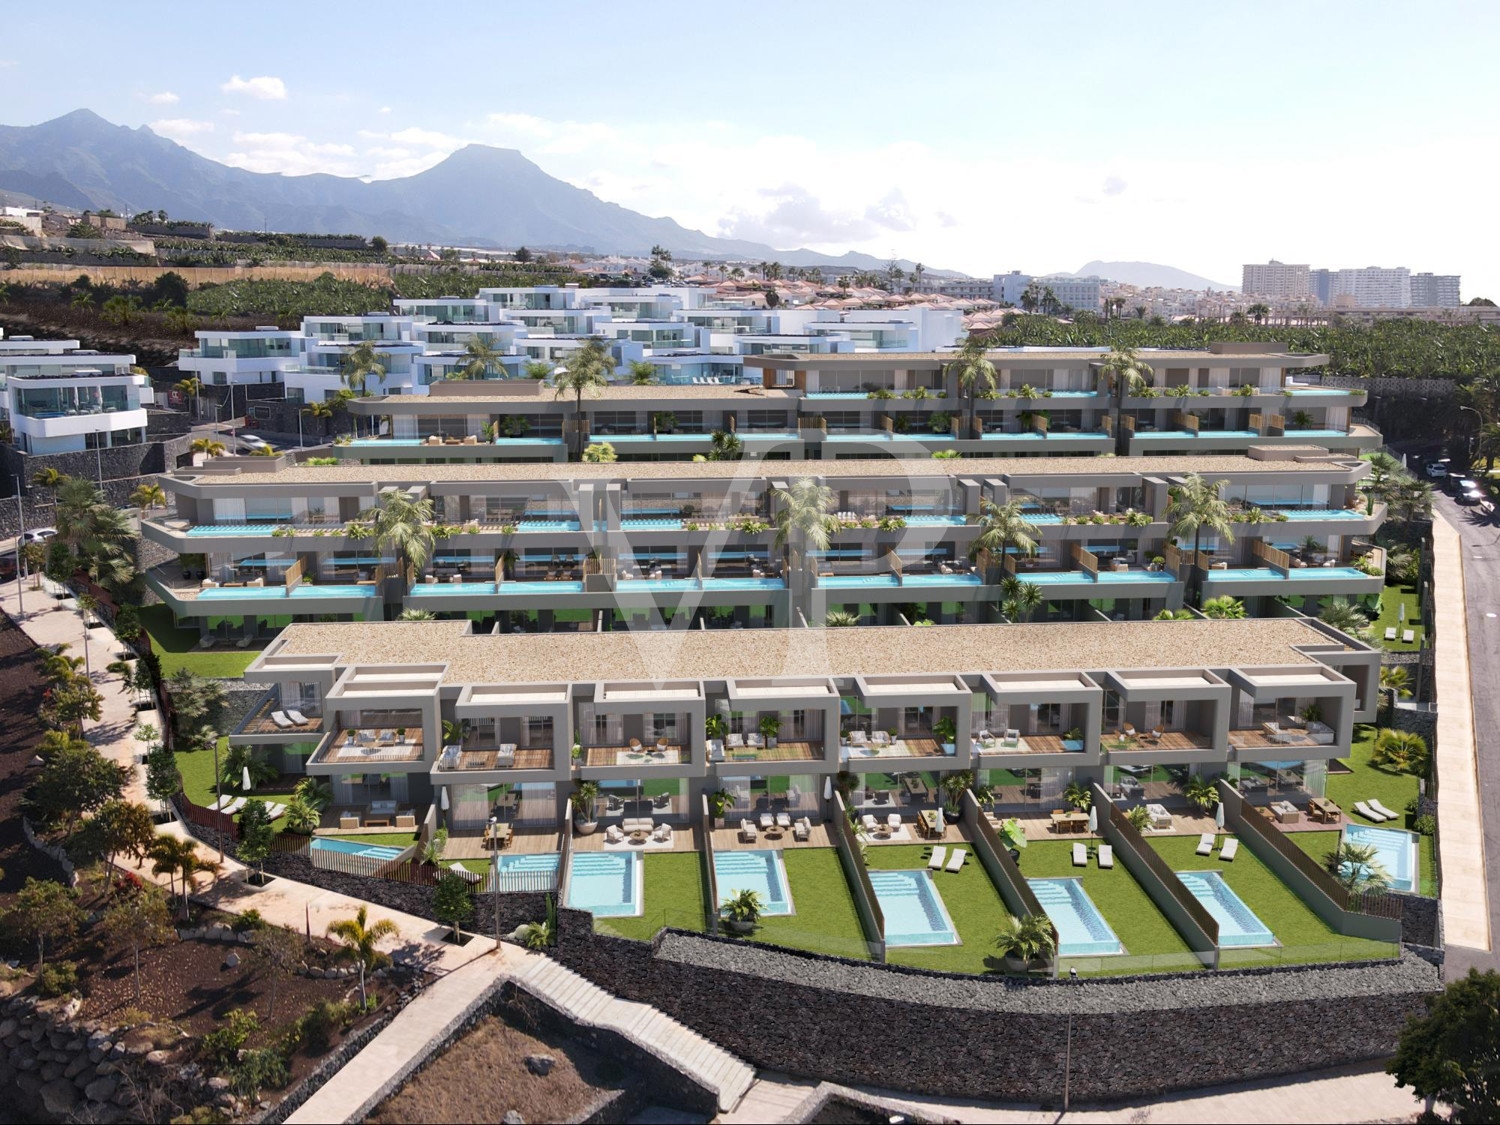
1431, 487, 1500, 975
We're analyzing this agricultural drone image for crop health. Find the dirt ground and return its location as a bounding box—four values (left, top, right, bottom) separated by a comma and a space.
0, 611, 65, 905
369, 1012, 632, 1125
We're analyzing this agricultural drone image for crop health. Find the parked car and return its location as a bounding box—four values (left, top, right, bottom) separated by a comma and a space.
21, 527, 57, 544
237, 435, 272, 453
1425, 462, 1449, 480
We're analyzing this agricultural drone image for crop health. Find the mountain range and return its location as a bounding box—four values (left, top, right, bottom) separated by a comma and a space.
0, 110, 938, 271
1065, 260, 1238, 292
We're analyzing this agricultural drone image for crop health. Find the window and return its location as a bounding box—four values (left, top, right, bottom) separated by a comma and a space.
746, 410, 789, 430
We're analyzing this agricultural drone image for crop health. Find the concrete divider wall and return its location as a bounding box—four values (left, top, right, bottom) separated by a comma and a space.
960, 793, 1044, 921
831, 791, 885, 962
1093, 783, 1219, 966
700, 794, 719, 934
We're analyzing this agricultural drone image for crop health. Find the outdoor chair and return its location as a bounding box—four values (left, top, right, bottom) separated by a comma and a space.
1220, 838, 1239, 862
1072, 843, 1087, 867
760, 812, 775, 829
1370, 798, 1400, 820
1402, 629, 1415, 643
945, 848, 967, 872
776, 812, 792, 829
861, 814, 881, 834
1098, 844, 1114, 869
740, 819, 757, 842
886, 813, 902, 831
286, 710, 310, 725
271, 710, 294, 730
1354, 801, 1387, 822
1196, 832, 1214, 856
793, 818, 811, 841
928, 846, 947, 870
1384, 627, 1398, 641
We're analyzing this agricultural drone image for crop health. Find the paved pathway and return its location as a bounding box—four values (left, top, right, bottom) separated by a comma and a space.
1432, 494, 1499, 971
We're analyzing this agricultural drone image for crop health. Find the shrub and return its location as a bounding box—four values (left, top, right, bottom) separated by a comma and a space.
201, 1008, 258, 1069
231, 909, 265, 933
230, 1047, 289, 1098
36, 960, 79, 998
298, 999, 352, 1053
1413, 814, 1436, 836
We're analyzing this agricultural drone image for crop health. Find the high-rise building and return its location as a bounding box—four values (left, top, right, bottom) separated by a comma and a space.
1409, 273, 1461, 308
1309, 269, 1332, 306
1329, 267, 1410, 308
1241, 261, 1310, 301
993, 271, 1102, 312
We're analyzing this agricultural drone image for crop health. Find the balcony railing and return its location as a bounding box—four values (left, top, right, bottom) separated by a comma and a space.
312, 726, 425, 766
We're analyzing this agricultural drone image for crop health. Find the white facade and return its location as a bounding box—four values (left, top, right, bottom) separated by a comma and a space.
1409, 273, 1461, 308
0, 338, 151, 454
994, 272, 1102, 313
1241, 261, 1310, 301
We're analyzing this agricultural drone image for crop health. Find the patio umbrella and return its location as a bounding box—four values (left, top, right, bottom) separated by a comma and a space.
1399, 602, 1406, 622
823, 776, 832, 801
1215, 801, 1226, 831
241, 765, 252, 792
1087, 805, 1098, 834
934, 806, 945, 833
440, 787, 450, 810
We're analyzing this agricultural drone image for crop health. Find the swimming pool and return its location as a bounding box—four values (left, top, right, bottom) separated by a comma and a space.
1027, 877, 1123, 956
497, 581, 585, 594
620, 518, 684, 530
1204, 567, 1371, 582
904, 515, 967, 527
410, 582, 498, 596
1177, 870, 1276, 946
1342, 823, 1419, 893
869, 869, 958, 946
489, 853, 562, 893
517, 519, 581, 532
310, 837, 407, 862
566, 851, 642, 917
198, 584, 377, 599
188, 523, 285, 536
1275, 509, 1369, 521
713, 849, 794, 916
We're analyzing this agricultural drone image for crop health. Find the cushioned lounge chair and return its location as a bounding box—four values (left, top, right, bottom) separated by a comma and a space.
946, 848, 967, 872
1098, 844, 1114, 869
1072, 842, 1086, 867
928, 846, 947, 870
1220, 838, 1239, 861
1196, 832, 1214, 856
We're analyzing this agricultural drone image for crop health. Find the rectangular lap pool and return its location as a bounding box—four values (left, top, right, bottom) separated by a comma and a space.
1177, 870, 1276, 946
566, 851, 642, 917
713, 849, 794, 916
489, 853, 561, 892
1028, 877, 1123, 956
310, 837, 407, 861
198, 584, 377, 600
1342, 823, 1419, 893
869, 869, 958, 946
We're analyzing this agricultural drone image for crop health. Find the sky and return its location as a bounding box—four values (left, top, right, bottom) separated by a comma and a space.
2, 0, 1498, 295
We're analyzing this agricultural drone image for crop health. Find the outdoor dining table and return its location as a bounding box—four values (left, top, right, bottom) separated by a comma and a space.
1051, 811, 1089, 834
1309, 797, 1342, 823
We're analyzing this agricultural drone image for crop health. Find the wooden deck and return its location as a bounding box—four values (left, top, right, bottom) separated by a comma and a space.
708, 821, 838, 851
313, 728, 425, 765
1104, 729, 1216, 752
1229, 728, 1334, 751
238, 694, 323, 737
439, 744, 554, 771
584, 742, 685, 767
716, 740, 822, 764
445, 825, 564, 859
574, 822, 702, 853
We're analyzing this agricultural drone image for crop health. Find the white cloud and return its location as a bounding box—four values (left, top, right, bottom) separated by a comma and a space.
388, 127, 468, 150
1102, 175, 1127, 196
142, 91, 179, 105
378, 106, 392, 114
150, 118, 215, 141
484, 113, 620, 156
223, 132, 356, 175
221, 75, 287, 101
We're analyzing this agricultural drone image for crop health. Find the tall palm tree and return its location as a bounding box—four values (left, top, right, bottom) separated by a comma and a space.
148, 836, 220, 919
455, 337, 501, 381
31, 467, 68, 495
1379, 665, 1412, 720
326, 905, 399, 1010
1098, 346, 1155, 454
1474, 422, 1500, 472
1165, 474, 1234, 606
1319, 597, 1371, 640
189, 437, 226, 459
626, 360, 658, 385
1247, 303, 1271, 325
552, 338, 612, 460
706, 430, 742, 462
1325, 841, 1390, 895
363, 491, 435, 579
174, 376, 204, 420
773, 477, 836, 572
944, 337, 997, 438
130, 482, 167, 518
341, 341, 387, 435
969, 499, 1041, 572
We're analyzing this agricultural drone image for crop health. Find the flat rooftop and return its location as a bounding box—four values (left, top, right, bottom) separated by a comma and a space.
169, 451, 1362, 487
262, 618, 1350, 687
745, 349, 1330, 369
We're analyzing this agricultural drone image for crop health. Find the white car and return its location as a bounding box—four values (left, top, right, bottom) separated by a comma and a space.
1425, 463, 1448, 480
237, 435, 273, 453
21, 527, 57, 544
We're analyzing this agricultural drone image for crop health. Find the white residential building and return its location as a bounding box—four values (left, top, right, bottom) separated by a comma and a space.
1241, 261, 1310, 301
1408, 273, 1461, 308
0, 335, 151, 454
1328, 267, 1411, 309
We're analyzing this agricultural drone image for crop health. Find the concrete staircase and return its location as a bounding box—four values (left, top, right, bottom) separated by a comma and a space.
515, 956, 755, 1112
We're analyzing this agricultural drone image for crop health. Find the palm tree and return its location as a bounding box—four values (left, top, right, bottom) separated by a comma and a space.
174, 376, 204, 420
824, 610, 860, 627
706, 430, 742, 462
1372, 727, 1429, 775
341, 341, 387, 435
626, 360, 658, 385
362, 490, 434, 579
455, 337, 502, 381
130, 482, 167, 518
581, 441, 617, 463
147, 836, 220, 919
944, 337, 997, 437
1247, 303, 1271, 325
1474, 422, 1500, 471
994, 912, 1057, 970
1201, 595, 1247, 619
969, 498, 1041, 571
1380, 665, 1412, 720
522, 360, 553, 381
31, 467, 68, 495
1165, 474, 1234, 606
1098, 346, 1155, 454
326, 905, 399, 1010
1319, 597, 1371, 640
551, 338, 612, 460
773, 477, 837, 572
189, 437, 227, 459
398, 608, 436, 621
1325, 842, 1391, 895
1013, 580, 1044, 621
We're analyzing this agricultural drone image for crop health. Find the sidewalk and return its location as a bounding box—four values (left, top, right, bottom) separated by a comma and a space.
1431, 517, 1490, 951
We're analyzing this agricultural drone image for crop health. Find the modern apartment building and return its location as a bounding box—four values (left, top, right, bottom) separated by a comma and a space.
1328, 267, 1411, 309
142, 448, 1386, 641
1241, 262, 1310, 301
994, 272, 1103, 313
0, 334, 152, 454
1408, 272, 1462, 308
230, 615, 1379, 838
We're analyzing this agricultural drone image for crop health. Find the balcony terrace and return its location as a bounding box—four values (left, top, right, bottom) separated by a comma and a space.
310, 725, 425, 767
711, 739, 823, 764
583, 741, 686, 767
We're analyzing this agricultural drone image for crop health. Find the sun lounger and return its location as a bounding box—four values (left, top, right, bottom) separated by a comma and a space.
270, 710, 294, 729
776, 812, 792, 829
222, 797, 247, 815
1353, 800, 1386, 822
760, 812, 775, 829
1220, 838, 1239, 861
1402, 629, 1415, 643
1196, 832, 1214, 856
286, 709, 310, 725
1098, 844, 1114, 869
265, 803, 287, 820
1370, 798, 1401, 820
1072, 842, 1086, 867
1384, 627, 1397, 641
928, 845, 948, 870
740, 819, 757, 842
945, 848, 967, 872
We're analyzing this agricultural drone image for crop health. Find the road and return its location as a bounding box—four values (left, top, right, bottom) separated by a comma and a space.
1433, 486, 1500, 975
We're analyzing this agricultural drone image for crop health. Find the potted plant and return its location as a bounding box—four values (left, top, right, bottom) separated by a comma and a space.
707, 788, 735, 822
395, 726, 407, 745
721, 888, 764, 934
1183, 773, 1219, 812
758, 714, 781, 748
1062, 780, 1092, 811
571, 781, 600, 834
995, 913, 1057, 974
933, 716, 958, 747
705, 713, 728, 741
1125, 804, 1152, 832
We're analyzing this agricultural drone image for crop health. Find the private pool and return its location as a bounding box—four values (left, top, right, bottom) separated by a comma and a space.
1028, 877, 1123, 956
869, 869, 958, 946
310, 837, 407, 861
713, 849, 794, 916
1342, 823, 1419, 893
489, 853, 562, 892
198, 584, 377, 599
1177, 870, 1276, 946
566, 851, 642, 917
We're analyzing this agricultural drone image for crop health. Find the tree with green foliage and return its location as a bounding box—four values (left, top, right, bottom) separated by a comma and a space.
970, 498, 1041, 573
1371, 727, 1430, 775
78, 800, 157, 884
148, 835, 220, 919
144, 743, 180, 807
1166, 474, 1235, 607
23, 733, 128, 832
1389, 968, 1500, 1122
362, 489, 435, 577
455, 336, 502, 381
1325, 841, 1391, 894
626, 359, 657, 385
100, 884, 174, 1002
773, 477, 837, 572
1319, 596, 1372, 640
433, 871, 474, 942
944, 336, 997, 438
165, 667, 227, 733
1201, 595, 1247, 619
237, 799, 275, 884
4, 878, 83, 970
252, 924, 302, 1021
326, 905, 398, 1010
580, 441, 617, 463
551, 337, 612, 459
706, 429, 742, 461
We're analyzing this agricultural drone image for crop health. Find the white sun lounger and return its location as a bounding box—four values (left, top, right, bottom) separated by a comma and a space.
1402, 629, 1415, 643
1384, 627, 1397, 641
1097, 844, 1114, 869
270, 710, 294, 729
1071, 842, 1086, 867
1220, 838, 1239, 861
265, 803, 287, 820
1354, 800, 1386, 822
286, 709, 311, 725
945, 847, 967, 872
1370, 798, 1401, 820
1196, 832, 1214, 856
221, 797, 247, 815
928, 846, 947, 871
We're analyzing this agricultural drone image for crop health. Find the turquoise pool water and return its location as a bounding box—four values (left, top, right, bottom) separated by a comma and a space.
870, 869, 958, 946
1275, 509, 1368, 521
1177, 870, 1275, 946
1205, 567, 1371, 582
411, 582, 499, 596
489, 853, 562, 892
188, 523, 284, 536
713, 849, 794, 916
310, 837, 407, 861
805, 392, 872, 399
904, 515, 967, 527
517, 519, 581, 532
199, 584, 376, 599
566, 851, 642, 917
1342, 823, 1419, 893
608, 433, 712, 442
824, 433, 956, 442
621, 577, 785, 592
1028, 877, 1123, 956
1021, 570, 1168, 586
820, 573, 981, 589
1288, 429, 1350, 437
621, 518, 684, 530
501, 581, 585, 594
980, 432, 1045, 441
1135, 430, 1260, 440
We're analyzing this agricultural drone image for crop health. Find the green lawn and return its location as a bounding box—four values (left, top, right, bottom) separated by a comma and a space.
1324, 725, 1436, 894
1147, 836, 1395, 967
319, 830, 419, 848
175, 738, 301, 834
1289, 829, 1436, 900
741, 847, 870, 960
598, 852, 707, 941
864, 843, 1010, 974
140, 604, 264, 677
1371, 582, 1423, 651
1016, 840, 1199, 974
